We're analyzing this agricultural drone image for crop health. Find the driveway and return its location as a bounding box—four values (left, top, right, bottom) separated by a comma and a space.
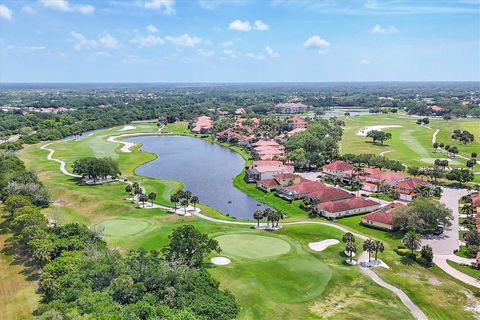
421, 187, 468, 255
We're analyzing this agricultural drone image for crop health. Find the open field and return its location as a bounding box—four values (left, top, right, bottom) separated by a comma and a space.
1, 121, 477, 319
340, 113, 480, 180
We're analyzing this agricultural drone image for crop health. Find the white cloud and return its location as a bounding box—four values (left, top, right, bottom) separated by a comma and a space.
165, 34, 202, 47
265, 46, 279, 58
245, 52, 266, 60
197, 49, 215, 57
144, 0, 175, 15
229, 19, 251, 32
131, 34, 165, 48
254, 20, 269, 31
146, 24, 158, 33
99, 33, 119, 49
70, 31, 97, 51
303, 35, 330, 54
360, 59, 372, 64
223, 49, 237, 58
94, 51, 112, 58
40, 0, 95, 15
0, 4, 12, 21
228, 19, 269, 32
21, 5, 36, 14
221, 41, 233, 48
370, 24, 397, 34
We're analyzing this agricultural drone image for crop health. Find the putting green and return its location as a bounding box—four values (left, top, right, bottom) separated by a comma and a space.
216, 234, 291, 259
95, 219, 150, 237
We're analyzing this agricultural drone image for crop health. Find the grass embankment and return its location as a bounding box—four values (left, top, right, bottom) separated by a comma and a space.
447, 260, 480, 279
4, 121, 478, 320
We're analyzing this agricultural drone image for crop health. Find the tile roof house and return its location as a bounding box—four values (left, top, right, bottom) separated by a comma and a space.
191, 116, 213, 133
315, 197, 381, 219
276, 181, 329, 201
245, 160, 294, 182
359, 170, 407, 192
430, 105, 446, 114
304, 187, 354, 204
288, 117, 307, 129
287, 127, 307, 137
395, 178, 431, 201
252, 140, 285, 161
322, 161, 354, 180
256, 173, 303, 192
361, 202, 404, 231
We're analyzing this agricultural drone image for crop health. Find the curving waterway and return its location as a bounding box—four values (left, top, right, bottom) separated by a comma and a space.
124, 135, 270, 219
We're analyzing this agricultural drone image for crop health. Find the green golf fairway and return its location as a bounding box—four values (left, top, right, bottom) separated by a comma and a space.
96, 219, 150, 237
216, 234, 291, 259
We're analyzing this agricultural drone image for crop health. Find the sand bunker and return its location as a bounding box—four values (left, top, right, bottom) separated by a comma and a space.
211, 256, 231, 266
107, 135, 135, 153
357, 125, 402, 136
308, 239, 340, 252
119, 125, 136, 131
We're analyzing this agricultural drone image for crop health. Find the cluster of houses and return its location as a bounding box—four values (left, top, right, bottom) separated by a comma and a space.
274, 102, 310, 114
321, 160, 430, 201
216, 117, 260, 146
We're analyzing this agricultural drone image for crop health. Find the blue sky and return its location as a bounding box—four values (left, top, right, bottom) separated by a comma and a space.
0, 0, 479, 82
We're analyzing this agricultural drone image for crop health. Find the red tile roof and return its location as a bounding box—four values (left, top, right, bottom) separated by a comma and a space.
323, 160, 354, 172
317, 197, 379, 213
273, 173, 299, 180
472, 194, 480, 208
257, 178, 280, 187
252, 160, 283, 167
477, 251, 480, 261
362, 203, 404, 226
307, 187, 354, 202
254, 165, 294, 173
289, 117, 307, 125
284, 181, 328, 194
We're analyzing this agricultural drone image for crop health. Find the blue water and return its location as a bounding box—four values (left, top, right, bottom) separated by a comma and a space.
125, 135, 270, 219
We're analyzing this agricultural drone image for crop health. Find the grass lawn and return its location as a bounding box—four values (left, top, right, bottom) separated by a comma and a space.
0, 233, 39, 320
215, 233, 292, 259
3, 121, 478, 319
340, 113, 480, 181
447, 260, 480, 278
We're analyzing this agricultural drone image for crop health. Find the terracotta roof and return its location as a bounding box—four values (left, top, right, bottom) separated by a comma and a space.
253, 140, 280, 147
306, 187, 354, 202
289, 117, 307, 125
252, 160, 283, 167
472, 194, 480, 208
273, 173, 299, 180
477, 251, 480, 260
257, 179, 280, 187
396, 178, 428, 189
283, 181, 328, 194
323, 160, 354, 172
287, 128, 307, 137
253, 165, 293, 173
367, 171, 407, 183
362, 203, 404, 226
317, 197, 379, 214
430, 105, 445, 112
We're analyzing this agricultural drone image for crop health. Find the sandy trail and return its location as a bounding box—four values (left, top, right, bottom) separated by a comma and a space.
308, 239, 340, 252
119, 125, 136, 131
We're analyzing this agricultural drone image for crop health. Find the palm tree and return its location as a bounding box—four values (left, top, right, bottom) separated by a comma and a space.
263, 208, 274, 228
190, 196, 199, 210
180, 199, 188, 214
125, 185, 132, 194
253, 210, 263, 228
139, 194, 148, 208
170, 194, 179, 210
342, 232, 355, 244
461, 204, 475, 219
402, 230, 421, 255
275, 210, 286, 227
148, 192, 157, 206
363, 239, 375, 262
373, 240, 384, 261
345, 241, 357, 263
184, 190, 192, 206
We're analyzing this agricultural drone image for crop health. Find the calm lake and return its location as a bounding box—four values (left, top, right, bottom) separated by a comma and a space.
125, 135, 269, 219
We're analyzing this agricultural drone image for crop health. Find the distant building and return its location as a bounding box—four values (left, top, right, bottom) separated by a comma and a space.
256, 173, 303, 192
235, 108, 246, 115
287, 117, 307, 129
429, 105, 447, 115
274, 103, 309, 114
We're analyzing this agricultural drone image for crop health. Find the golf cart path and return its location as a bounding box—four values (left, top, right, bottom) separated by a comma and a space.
40, 142, 81, 178
42, 140, 426, 320
432, 129, 439, 144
